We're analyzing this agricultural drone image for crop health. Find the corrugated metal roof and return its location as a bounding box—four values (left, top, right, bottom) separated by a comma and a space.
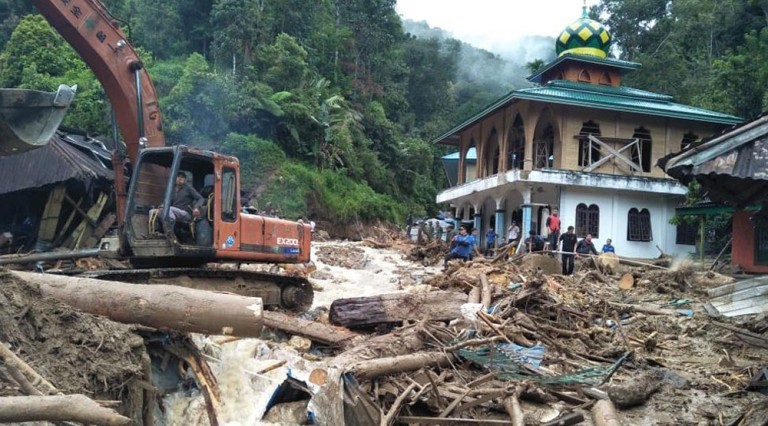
706, 276, 768, 317
527, 53, 641, 84
0, 132, 114, 194
432, 81, 742, 145
660, 114, 768, 207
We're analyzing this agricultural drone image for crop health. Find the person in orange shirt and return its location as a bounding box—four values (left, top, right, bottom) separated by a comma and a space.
545, 208, 561, 252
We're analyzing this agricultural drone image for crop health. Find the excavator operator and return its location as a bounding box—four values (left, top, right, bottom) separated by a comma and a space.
150, 172, 204, 242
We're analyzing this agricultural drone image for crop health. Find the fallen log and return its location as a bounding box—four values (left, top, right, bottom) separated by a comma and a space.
263, 311, 358, 346
329, 291, 468, 328
0, 394, 131, 425
480, 274, 492, 309
12, 271, 263, 337
350, 351, 456, 380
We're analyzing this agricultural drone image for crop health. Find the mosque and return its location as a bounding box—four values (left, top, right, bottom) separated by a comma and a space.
434, 5, 742, 258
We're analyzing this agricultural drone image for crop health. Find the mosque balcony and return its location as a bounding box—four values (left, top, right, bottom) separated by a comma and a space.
436, 168, 688, 204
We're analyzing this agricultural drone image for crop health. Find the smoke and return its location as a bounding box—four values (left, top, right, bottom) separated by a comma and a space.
403, 19, 557, 93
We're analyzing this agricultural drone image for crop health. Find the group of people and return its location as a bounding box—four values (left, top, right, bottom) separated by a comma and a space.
443, 208, 616, 275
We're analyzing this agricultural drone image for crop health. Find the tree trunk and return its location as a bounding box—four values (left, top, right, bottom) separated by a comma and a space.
350, 351, 455, 380
330, 291, 468, 328
262, 311, 358, 346
12, 271, 263, 337
0, 394, 131, 425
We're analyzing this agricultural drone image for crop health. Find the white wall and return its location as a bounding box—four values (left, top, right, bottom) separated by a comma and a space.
560, 188, 689, 259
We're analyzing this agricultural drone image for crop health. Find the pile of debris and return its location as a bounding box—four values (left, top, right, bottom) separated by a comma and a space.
311, 253, 768, 425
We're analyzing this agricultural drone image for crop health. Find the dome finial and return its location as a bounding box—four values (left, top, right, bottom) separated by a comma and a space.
555, 2, 612, 58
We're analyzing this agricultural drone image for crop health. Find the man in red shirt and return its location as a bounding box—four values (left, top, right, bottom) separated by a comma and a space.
546, 208, 561, 253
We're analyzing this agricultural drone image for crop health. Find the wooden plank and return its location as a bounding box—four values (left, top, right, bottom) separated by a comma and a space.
82, 212, 117, 248
64, 193, 107, 249
37, 186, 66, 241
399, 416, 513, 425
52, 196, 83, 247
74, 193, 108, 249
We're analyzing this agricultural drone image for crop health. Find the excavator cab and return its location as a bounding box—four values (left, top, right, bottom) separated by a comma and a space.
122, 145, 218, 266
122, 145, 311, 267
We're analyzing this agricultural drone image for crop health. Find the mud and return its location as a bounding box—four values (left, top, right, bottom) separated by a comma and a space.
0, 269, 145, 406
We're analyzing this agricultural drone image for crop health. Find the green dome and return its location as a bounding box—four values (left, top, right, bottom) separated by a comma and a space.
555, 7, 611, 58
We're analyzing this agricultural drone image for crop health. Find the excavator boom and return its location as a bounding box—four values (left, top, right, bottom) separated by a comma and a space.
31, 0, 164, 163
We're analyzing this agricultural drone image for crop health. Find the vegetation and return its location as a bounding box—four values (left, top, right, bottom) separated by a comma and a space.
2, 0, 768, 227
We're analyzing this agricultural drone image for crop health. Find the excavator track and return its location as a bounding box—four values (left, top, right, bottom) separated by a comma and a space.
73, 268, 314, 312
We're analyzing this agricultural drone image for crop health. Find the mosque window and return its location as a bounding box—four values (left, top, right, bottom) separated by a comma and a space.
534, 124, 555, 169
575, 203, 600, 237
681, 132, 699, 151
599, 72, 612, 85
578, 121, 602, 167
508, 115, 525, 170
628, 208, 652, 241
578, 69, 591, 83
630, 127, 653, 173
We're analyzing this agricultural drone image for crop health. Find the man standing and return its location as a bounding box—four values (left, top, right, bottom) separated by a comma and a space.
444, 226, 472, 268
559, 226, 578, 275
546, 208, 561, 252
485, 226, 497, 257
507, 220, 520, 245
602, 238, 615, 254
150, 172, 204, 242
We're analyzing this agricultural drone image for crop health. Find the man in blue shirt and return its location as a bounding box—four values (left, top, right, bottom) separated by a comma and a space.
485, 227, 497, 257
444, 226, 473, 268
602, 238, 615, 254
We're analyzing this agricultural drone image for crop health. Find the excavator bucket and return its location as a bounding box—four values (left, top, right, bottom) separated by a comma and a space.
0, 84, 76, 156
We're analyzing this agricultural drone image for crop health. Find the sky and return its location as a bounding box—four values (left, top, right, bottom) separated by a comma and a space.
396, 0, 602, 53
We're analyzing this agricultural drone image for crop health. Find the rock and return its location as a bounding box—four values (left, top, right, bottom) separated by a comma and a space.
263, 400, 310, 424
288, 336, 312, 353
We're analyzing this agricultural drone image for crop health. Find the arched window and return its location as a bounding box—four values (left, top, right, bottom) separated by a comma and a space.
681, 132, 699, 151
630, 128, 653, 173
534, 124, 554, 169
578, 69, 591, 83
578, 120, 602, 167
508, 115, 525, 170
463, 143, 477, 183
627, 208, 652, 241
599, 72, 612, 86
484, 128, 500, 176
576, 204, 600, 237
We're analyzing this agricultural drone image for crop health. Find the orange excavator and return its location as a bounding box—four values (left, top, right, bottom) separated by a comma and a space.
1, 0, 314, 310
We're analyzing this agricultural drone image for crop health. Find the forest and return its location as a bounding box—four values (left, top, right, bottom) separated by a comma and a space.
0, 0, 767, 227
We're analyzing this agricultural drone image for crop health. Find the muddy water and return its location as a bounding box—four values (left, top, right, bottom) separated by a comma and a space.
161, 241, 439, 425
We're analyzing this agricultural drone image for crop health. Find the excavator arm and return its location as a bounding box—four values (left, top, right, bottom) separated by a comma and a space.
31, 0, 164, 163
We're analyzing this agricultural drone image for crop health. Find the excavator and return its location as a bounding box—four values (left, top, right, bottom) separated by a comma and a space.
0, 0, 315, 311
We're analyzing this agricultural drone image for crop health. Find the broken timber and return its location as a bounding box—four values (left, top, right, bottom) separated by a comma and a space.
329, 291, 468, 328
262, 311, 358, 346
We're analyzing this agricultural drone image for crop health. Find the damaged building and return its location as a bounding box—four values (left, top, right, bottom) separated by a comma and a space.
0, 130, 116, 254
434, 7, 742, 258
661, 113, 768, 273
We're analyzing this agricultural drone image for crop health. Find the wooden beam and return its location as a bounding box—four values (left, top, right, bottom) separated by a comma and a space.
83, 212, 117, 248
37, 186, 67, 242
584, 135, 643, 173
52, 196, 83, 247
